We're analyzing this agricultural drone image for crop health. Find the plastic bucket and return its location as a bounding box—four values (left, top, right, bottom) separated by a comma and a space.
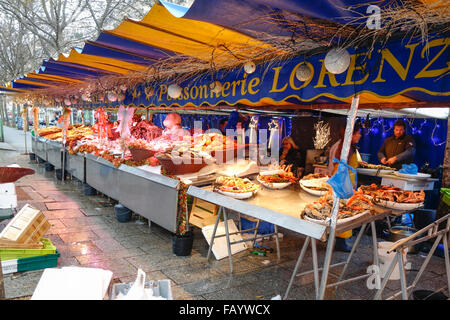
45, 163, 54, 172
172, 231, 194, 256
55, 169, 69, 180
37, 157, 45, 164
114, 204, 131, 222
378, 241, 408, 280
412, 290, 448, 300
29, 153, 36, 161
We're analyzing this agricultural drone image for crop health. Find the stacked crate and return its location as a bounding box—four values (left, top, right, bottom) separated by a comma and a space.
0, 204, 59, 274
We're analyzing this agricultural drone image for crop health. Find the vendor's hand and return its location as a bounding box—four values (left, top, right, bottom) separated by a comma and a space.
386, 156, 397, 165
360, 161, 368, 166
380, 157, 387, 164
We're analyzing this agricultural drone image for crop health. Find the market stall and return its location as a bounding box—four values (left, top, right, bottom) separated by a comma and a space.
1, 0, 449, 300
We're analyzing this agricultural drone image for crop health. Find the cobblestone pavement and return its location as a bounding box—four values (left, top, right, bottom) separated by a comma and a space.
1, 144, 448, 300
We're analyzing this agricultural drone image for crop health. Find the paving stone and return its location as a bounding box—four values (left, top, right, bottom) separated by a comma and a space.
58, 230, 100, 243
56, 241, 103, 258
42, 209, 86, 219
82, 258, 138, 279
46, 201, 81, 210
161, 262, 224, 285
92, 237, 128, 252
76, 248, 147, 265
4, 270, 44, 299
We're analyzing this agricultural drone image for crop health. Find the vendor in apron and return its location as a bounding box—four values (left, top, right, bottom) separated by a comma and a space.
328, 123, 364, 252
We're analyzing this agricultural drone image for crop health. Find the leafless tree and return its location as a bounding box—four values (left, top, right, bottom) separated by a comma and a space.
0, 0, 194, 83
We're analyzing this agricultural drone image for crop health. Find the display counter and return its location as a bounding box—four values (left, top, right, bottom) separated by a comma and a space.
117, 165, 180, 233
46, 140, 63, 169
65, 152, 86, 182
32, 136, 47, 161
85, 153, 121, 200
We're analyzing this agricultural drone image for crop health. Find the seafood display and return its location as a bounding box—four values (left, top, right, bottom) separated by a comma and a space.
299, 172, 330, 193
258, 165, 298, 183
359, 184, 425, 204
37, 126, 62, 137
302, 173, 329, 180
37, 124, 94, 143
358, 163, 396, 171
213, 176, 259, 198
130, 116, 162, 141
300, 190, 376, 222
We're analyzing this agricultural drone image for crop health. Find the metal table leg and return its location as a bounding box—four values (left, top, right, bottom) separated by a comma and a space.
371, 221, 379, 267
443, 233, 450, 296
337, 224, 367, 283
274, 225, 281, 260
409, 235, 444, 291
317, 232, 336, 300
206, 206, 223, 261
373, 253, 398, 300
222, 208, 234, 274
397, 251, 408, 300
284, 237, 310, 300
252, 219, 261, 248
311, 239, 320, 299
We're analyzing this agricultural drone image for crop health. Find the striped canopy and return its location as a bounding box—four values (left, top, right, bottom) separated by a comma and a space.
1, 0, 448, 110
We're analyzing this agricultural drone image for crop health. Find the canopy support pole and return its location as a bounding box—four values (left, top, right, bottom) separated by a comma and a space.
317, 94, 360, 300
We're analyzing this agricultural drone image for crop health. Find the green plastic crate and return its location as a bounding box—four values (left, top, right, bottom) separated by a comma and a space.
0, 238, 56, 261
1, 250, 60, 274
441, 188, 450, 207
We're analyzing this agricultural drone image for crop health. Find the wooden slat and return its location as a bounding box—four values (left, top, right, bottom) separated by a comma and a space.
189, 198, 218, 228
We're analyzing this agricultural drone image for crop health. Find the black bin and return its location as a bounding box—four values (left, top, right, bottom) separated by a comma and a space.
172, 231, 194, 256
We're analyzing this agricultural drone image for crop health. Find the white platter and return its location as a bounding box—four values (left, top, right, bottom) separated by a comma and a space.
256, 176, 292, 190
299, 177, 329, 188
303, 210, 369, 226
357, 167, 395, 176
372, 198, 424, 211
299, 182, 328, 197
216, 188, 258, 200
393, 172, 431, 180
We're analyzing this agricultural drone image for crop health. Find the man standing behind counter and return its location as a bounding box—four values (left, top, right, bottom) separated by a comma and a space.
377, 119, 416, 170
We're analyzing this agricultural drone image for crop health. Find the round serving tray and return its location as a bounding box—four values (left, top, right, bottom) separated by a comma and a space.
393, 172, 431, 180
357, 168, 395, 176
299, 182, 328, 197
303, 210, 369, 226
216, 188, 258, 200
256, 176, 292, 190
372, 198, 424, 210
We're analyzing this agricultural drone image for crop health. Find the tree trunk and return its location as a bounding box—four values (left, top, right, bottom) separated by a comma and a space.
436, 115, 450, 222
442, 115, 450, 188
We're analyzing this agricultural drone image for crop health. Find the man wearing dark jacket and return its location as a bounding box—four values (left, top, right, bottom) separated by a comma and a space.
377, 119, 416, 170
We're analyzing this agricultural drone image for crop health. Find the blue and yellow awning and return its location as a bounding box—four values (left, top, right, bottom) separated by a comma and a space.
2, 0, 448, 108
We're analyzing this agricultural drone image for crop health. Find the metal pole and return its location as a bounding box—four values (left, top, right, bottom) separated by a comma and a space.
318, 94, 360, 300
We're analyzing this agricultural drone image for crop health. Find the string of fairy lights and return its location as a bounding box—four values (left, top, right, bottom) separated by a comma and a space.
361, 115, 446, 147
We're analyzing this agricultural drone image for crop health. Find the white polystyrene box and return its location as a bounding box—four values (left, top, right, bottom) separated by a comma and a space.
0, 194, 18, 208
0, 183, 16, 195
